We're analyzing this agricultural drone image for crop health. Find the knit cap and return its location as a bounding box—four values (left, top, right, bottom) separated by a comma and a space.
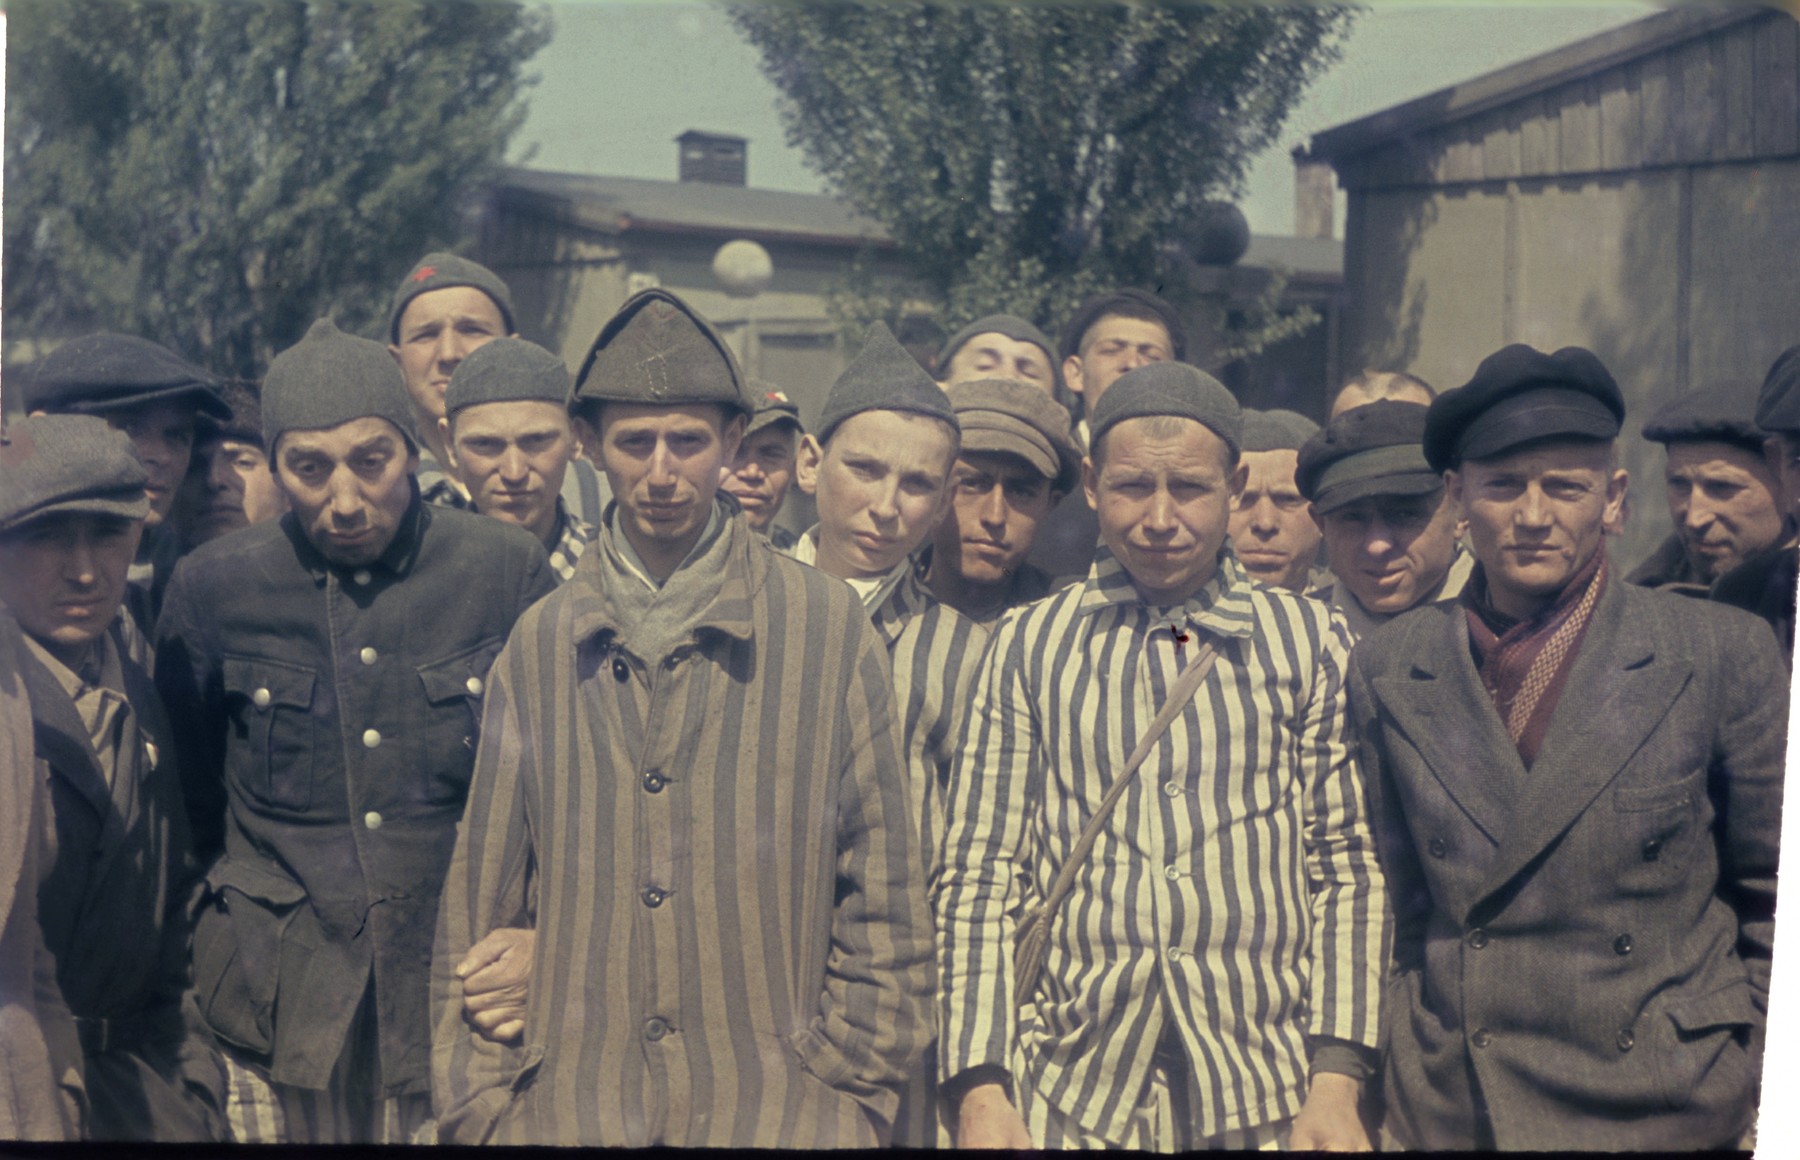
1088, 362, 1241, 459
1240, 408, 1320, 453
388, 252, 516, 343
815, 322, 959, 445
262, 318, 418, 452
0, 414, 150, 533
573, 289, 749, 416
24, 332, 231, 421
445, 338, 572, 417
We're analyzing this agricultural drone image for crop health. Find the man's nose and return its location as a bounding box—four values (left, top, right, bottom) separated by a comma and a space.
978, 485, 1007, 529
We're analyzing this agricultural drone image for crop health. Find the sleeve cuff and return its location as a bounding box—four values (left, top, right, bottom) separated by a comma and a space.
1308, 1037, 1376, 1084
941, 1063, 1013, 1107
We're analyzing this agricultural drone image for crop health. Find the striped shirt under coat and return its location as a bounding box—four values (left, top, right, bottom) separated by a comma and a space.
430, 517, 933, 1147
935, 549, 1388, 1143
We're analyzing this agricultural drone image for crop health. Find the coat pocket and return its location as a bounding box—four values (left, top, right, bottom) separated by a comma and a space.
1650, 983, 1757, 1111
191, 858, 308, 1056
222, 656, 317, 812
415, 638, 504, 806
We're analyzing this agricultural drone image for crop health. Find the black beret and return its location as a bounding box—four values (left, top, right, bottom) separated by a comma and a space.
1296, 400, 1440, 514
24, 332, 230, 421
388, 252, 516, 343
815, 322, 958, 445
946, 378, 1080, 492
1641, 380, 1765, 452
0, 414, 150, 533
574, 289, 749, 417
1240, 408, 1319, 453
1058, 288, 1187, 361
262, 318, 418, 453
1755, 344, 1800, 435
935, 314, 1066, 394
1089, 362, 1240, 460
744, 381, 804, 438
445, 338, 571, 416
1423, 344, 1623, 472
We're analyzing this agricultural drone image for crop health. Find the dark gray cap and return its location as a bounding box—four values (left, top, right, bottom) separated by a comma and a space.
445, 337, 572, 417
946, 378, 1080, 492
573, 289, 750, 416
199, 381, 267, 447
1240, 408, 1320, 453
1424, 344, 1623, 472
262, 318, 419, 453
0, 414, 150, 534
388, 252, 516, 343
1296, 400, 1440, 514
1642, 381, 1765, 453
815, 322, 959, 445
23, 332, 231, 421
744, 381, 804, 437
936, 314, 1065, 394
1089, 362, 1241, 459
1058, 288, 1187, 361
1755, 345, 1800, 435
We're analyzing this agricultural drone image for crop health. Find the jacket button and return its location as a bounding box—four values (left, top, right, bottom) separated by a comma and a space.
613, 658, 630, 683
362, 728, 382, 749
252, 688, 272, 709
1427, 838, 1447, 858
352, 569, 372, 586
1614, 934, 1633, 955
1471, 1028, 1492, 1049
1467, 928, 1489, 950
644, 1017, 669, 1041
1643, 838, 1662, 861
643, 774, 666, 793
1164, 865, 1184, 880
642, 887, 666, 908
1163, 781, 1183, 797
1617, 1029, 1635, 1052
465, 676, 484, 696
364, 811, 383, 830
360, 647, 378, 666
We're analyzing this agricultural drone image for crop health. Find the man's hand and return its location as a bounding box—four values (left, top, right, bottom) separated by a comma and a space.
1288, 1071, 1371, 1151
455, 927, 535, 1044
956, 1082, 1033, 1149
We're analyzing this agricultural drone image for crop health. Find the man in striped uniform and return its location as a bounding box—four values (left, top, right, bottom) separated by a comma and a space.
938, 363, 1387, 1150
430, 289, 932, 1147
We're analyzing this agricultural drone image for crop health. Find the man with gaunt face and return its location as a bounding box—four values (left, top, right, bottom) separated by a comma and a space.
1712, 345, 1800, 656
1228, 409, 1322, 592
176, 382, 288, 549
719, 385, 804, 548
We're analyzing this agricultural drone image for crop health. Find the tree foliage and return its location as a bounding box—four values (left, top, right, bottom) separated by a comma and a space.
729, 2, 1353, 354
4, 0, 550, 379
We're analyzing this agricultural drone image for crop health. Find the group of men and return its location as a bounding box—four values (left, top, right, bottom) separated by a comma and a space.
0, 250, 1789, 1153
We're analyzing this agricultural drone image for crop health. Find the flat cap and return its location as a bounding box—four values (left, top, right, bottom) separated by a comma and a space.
1089, 362, 1241, 460
1296, 400, 1440, 514
201, 381, 267, 447
262, 318, 418, 452
815, 322, 958, 445
946, 378, 1080, 492
1058, 288, 1187, 361
1423, 344, 1623, 472
445, 338, 571, 416
1240, 408, 1319, 453
936, 313, 1066, 393
0, 414, 150, 534
24, 332, 230, 421
1642, 380, 1765, 452
387, 252, 516, 343
574, 289, 749, 416
1755, 344, 1800, 434
744, 381, 804, 438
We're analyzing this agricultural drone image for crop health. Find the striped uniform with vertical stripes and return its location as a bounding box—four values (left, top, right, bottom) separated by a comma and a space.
935, 548, 1388, 1145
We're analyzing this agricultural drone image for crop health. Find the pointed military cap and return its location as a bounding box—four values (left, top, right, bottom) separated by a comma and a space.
573, 289, 749, 416
24, 332, 231, 421
1423, 344, 1623, 472
815, 322, 958, 445
445, 337, 572, 416
388, 252, 516, 343
1756, 344, 1800, 435
1240, 408, 1320, 453
262, 318, 418, 452
0, 414, 150, 533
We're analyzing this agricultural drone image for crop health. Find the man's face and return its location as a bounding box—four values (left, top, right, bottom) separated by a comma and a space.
183, 434, 285, 546
443, 400, 576, 545
1317, 490, 1464, 615
0, 514, 143, 666
388, 286, 511, 429
932, 451, 1059, 587
720, 423, 798, 533
105, 399, 197, 527
1064, 314, 1173, 409
796, 410, 957, 580
1449, 440, 1628, 619
595, 403, 743, 566
939, 332, 1056, 392
1086, 417, 1245, 606
1228, 449, 1321, 591
1663, 440, 1784, 582
273, 417, 419, 566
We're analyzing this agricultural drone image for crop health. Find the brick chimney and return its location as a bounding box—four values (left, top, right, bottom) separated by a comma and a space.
678, 131, 747, 186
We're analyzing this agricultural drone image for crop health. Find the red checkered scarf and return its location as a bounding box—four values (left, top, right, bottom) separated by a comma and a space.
1462, 548, 1609, 768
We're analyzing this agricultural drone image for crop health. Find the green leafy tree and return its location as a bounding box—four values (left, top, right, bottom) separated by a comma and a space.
4, 0, 550, 379
729, 2, 1353, 357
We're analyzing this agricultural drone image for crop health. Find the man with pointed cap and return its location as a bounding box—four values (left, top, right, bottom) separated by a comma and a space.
1228, 408, 1324, 592
153, 318, 555, 1144
1350, 343, 1784, 1150
939, 362, 1386, 1151
1711, 344, 1800, 657
1297, 400, 1472, 639
719, 381, 805, 549
934, 313, 1064, 396
429, 290, 932, 1147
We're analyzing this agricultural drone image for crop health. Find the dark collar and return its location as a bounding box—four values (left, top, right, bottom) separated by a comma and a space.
282, 481, 428, 585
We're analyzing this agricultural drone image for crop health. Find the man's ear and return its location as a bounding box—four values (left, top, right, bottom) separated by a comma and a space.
437, 417, 456, 471
1081, 455, 1099, 512
570, 414, 600, 467
720, 413, 748, 466
1228, 459, 1250, 502
387, 343, 402, 365
1445, 469, 1466, 519
1063, 355, 1086, 399
794, 434, 825, 496
1602, 467, 1630, 537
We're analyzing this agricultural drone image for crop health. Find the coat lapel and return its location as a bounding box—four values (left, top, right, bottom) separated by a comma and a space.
17, 643, 112, 822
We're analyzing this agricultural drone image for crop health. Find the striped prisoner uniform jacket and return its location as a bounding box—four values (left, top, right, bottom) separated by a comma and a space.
936, 548, 1388, 1144
430, 513, 933, 1146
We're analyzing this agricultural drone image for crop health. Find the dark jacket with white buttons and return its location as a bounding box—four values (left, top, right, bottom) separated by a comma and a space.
1349, 575, 1785, 1151
155, 496, 554, 1097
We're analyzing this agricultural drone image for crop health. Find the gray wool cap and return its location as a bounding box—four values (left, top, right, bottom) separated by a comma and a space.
445, 337, 572, 417
24, 331, 231, 421
0, 414, 150, 534
1642, 380, 1765, 453
1089, 362, 1241, 460
387, 252, 516, 343
1240, 408, 1320, 453
261, 318, 419, 453
1755, 344, 1800, 435
574, 289, 750, 416
815, 322, 959, 445
946, 377, 1079, 492
935, 313, 1066, 394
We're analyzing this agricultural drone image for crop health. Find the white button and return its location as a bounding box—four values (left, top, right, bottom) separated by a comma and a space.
252, 688, 272, 709
1168, 947, 1186, 961
1163, 781, 1183, 797
1165, 865, 1184, 880
360, 647, 378, 666
465, 676, 484, 696
363, 811, 383, 830
362, 729, 382, 749
352, 569, 372, 585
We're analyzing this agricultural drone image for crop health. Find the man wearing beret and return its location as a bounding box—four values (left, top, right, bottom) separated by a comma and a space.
934, 313, 1063, 396
1350, 343, 1785, 1150
719, 382, 805, 550
153, 319, 555, 1144
430, 290, 932, 1147
1712, 344, 1800, 657
939, 362, 1386, 1151
0, 414, 224, 1141
385, 252, 610, 530
1229, 408, 1325, 593
1626, 382, 1783, 598
173, 381, 288, 551
1297, 400, 1473, 640
438, 337, 594, 584
924, 379, 1080, 624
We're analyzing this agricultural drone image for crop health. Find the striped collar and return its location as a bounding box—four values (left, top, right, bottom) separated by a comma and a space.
867, 558, 937, 650
567, 501, 761, 647
1075, 545, 1259, 641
